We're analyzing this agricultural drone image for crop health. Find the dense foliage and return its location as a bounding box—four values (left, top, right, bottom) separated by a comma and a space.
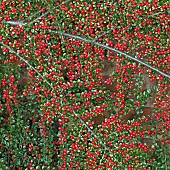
0, 0, 169, 169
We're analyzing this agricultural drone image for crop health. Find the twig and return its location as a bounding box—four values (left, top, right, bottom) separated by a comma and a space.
149, 12, 163, 16
0, 41, 110, 152
144, 10, 169, 18
23, 0, 59, 22
0, 42, 54, 90
72, 110, 111, 151
92, 28, 114, 43
50, 30, 170, 80
2, 20, 25, 26
28, 11, 50, 25
27, 0, 73, 26
59, 91, 111, 151
2, 0, 73, 26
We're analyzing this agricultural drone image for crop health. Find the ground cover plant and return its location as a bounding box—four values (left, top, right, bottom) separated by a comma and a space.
0, 0, 170, 169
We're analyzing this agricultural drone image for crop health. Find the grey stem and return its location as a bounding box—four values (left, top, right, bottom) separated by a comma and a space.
72, 110, 111, 151
27, 0, 73, 26
92, 28, 114, 43
50, 30, 170, 80
2, 0, 73, 26
0, 42, 54, 90
0, 41, 110, 152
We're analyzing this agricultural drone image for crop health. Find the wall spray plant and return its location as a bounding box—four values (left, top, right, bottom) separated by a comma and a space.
0, 0, 170, 169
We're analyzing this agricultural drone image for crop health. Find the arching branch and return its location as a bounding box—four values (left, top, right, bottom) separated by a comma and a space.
50, 30, 170, 80
2, 0, 73, 26
0, 41, 112, 153
0, 42, 54, 90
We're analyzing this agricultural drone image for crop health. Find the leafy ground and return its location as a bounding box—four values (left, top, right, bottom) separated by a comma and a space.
0, 0, 170, 169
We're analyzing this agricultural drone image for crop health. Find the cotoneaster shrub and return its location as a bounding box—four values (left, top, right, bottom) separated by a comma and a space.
0, 0, 169, 169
